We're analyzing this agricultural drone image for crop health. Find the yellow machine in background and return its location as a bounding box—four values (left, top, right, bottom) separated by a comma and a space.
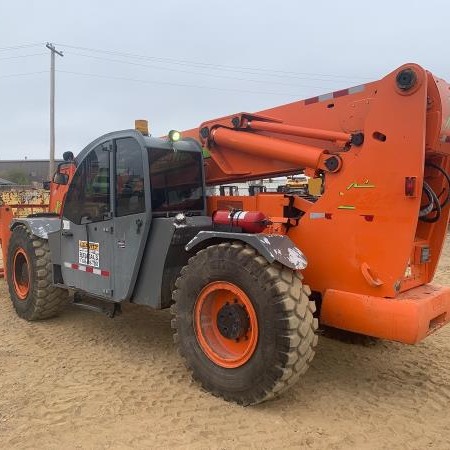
0, 187, 49, 278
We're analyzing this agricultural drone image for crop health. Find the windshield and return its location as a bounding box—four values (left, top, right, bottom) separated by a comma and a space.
148, 148, 204, 215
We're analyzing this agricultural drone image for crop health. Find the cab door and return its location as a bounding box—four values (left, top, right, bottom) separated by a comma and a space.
111, 137, 149, 301
60, 141, 115, 298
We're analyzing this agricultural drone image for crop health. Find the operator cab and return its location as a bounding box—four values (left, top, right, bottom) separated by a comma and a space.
52, 128, 207, 303
63, 130, 205, 223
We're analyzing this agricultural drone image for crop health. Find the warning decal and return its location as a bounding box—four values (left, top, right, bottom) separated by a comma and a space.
78, 240, 100, 268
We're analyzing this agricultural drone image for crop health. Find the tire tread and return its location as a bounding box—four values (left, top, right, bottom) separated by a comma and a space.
171, 241, 318, 405
7, 226, 68, 321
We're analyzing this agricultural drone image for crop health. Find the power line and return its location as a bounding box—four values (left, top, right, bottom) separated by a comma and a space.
0, 53, 47, 61
0, 70, 49, 79
56, 69, 299, 96
66, 51, 346, 90
0, 43, 43, 52
56, 43, 371, 82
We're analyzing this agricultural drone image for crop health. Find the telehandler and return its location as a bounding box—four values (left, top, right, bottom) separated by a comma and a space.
2, 63, 450, 405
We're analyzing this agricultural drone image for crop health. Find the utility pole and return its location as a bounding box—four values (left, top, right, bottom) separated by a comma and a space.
46, 43, 63, 180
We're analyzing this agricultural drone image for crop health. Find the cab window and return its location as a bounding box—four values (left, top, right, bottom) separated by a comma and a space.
63, 144, 110, 224
115, 138, 145, 217
149, 148, 204, 215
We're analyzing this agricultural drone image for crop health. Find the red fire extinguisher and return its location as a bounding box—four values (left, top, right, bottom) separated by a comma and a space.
212, 210, 268, 233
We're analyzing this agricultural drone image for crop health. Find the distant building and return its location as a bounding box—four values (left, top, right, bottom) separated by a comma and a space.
0, 177, 15, 185
0, 159, 63, 184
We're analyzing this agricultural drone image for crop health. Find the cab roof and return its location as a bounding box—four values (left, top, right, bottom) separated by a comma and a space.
75, 129, 202, 164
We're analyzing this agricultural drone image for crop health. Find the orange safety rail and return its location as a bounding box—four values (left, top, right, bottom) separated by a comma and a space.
184, 63, 450, 344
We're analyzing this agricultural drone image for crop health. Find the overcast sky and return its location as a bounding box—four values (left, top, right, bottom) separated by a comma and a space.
1, 0, 449, 160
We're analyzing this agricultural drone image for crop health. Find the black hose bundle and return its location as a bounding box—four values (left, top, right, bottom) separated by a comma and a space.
427, 162, 450, 208
419, 181, 441, 223
419, 162, 450, 223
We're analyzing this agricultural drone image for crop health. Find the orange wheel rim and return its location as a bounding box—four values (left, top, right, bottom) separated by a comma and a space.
194, 281, 258, 369
12, 248, 30, 300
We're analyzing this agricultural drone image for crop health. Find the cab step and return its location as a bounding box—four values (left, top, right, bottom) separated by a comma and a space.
71, 295, 122, 318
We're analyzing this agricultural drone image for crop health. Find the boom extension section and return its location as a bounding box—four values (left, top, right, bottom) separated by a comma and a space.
197, 112, 365, 175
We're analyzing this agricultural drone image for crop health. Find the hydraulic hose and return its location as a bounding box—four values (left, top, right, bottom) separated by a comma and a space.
419, 181, 441, 223
419, 162, 450, 223
426, 162, 450, 209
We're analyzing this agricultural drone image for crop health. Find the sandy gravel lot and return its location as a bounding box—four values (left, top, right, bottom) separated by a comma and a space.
0, 238, 450, 449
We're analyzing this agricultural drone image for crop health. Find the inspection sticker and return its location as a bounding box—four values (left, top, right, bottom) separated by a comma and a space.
78, 240, 100, 268
310, 212, 326, 219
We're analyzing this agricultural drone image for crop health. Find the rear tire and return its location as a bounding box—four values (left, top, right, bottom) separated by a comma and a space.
171, 242, 318, 405
7, 226, 68, 320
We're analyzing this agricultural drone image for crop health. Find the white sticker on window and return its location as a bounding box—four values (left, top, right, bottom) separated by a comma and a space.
62, 220, 70, 230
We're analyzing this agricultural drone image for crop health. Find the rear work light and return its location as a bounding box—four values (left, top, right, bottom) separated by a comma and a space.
405, 177, 417, 197
421, 246, 430, 263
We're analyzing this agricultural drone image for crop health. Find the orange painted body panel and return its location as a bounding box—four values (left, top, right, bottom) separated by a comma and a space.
48, 162, 76, 214
321, 285, 450, 344
186, 63, 450, 344
0, 206, 14, 278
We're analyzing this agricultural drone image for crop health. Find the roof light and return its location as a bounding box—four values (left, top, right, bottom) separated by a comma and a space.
168, 130, 181, 142
135, 119, 149, 136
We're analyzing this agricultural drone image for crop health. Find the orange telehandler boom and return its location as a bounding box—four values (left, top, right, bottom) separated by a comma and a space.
183, 63, 450, 344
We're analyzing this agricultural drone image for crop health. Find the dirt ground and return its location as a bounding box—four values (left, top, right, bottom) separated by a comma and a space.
0, 240, 450, 450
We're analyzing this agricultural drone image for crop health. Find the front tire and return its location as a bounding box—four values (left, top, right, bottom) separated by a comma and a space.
171, 242, 318, 405
7, 226, 68, 320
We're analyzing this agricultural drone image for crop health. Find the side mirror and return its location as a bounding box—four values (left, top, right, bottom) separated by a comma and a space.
53, 172, 69, 185
63, 151, 74, 162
